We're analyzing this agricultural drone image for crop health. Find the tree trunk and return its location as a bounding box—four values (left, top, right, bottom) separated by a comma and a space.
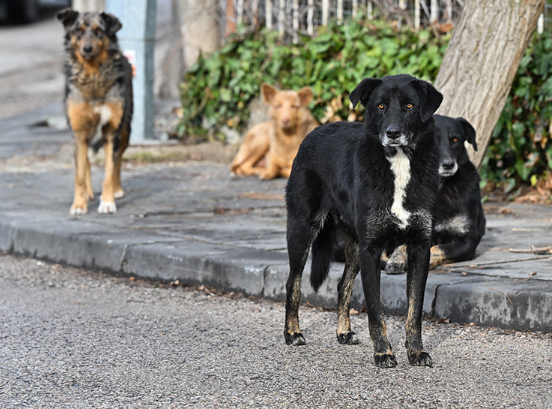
177, 0, 219, 71
434, 0, 545, 169
72, 0, 105, 12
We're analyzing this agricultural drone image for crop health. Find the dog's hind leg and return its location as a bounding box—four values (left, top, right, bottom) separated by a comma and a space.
284, 243, 309, 345
113, 127, 129, 199
336, 233, 360, 345
284, 215, 322, 346
230, 124, 269, 176
405, 244, 432, 367
359, 245, 397, 368
113, 149, 125, 199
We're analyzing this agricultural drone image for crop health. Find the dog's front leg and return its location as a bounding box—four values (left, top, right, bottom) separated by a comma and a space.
259, 154, 280, 180
405, 244, 432, 367
98, 136, 117, 214
359, 246, 396, 368
85, 155, 94, 200
70, 136, 90, 215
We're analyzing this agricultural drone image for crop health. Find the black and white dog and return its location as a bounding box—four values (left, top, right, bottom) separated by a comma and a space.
284, 74, 443, 368
385, 115, 486, 273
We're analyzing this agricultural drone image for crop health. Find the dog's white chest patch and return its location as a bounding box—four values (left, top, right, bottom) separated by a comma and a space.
387, 148, 412, 229
91, 105, 112, 144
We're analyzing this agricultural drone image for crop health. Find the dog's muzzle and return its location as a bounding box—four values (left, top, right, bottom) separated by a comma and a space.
382, 125, 408, 147
381, 132, 408, 147
439, 161, 458, 177
80, 45, 95, 59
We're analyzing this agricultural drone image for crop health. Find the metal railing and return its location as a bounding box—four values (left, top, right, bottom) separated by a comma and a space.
217, 0, 552, 41
217, 0, 464, 41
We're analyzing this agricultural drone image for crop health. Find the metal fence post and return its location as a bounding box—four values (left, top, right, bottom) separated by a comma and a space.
106, 0, 156, 143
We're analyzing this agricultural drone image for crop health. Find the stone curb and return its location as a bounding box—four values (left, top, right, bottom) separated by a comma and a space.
1, 213, 551, 332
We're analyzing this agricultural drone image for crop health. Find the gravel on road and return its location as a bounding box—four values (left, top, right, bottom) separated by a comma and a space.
0, 253, 551, 408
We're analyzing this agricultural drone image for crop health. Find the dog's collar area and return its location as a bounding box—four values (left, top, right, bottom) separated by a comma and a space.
384, 145, 413, 158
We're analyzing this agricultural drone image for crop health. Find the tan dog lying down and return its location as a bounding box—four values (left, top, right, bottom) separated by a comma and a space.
230, 84, 318, 179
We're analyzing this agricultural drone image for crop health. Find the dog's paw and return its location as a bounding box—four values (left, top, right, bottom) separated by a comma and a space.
259, 171, 276, 180
337, 332, 360, 345
384, 260, 406, 275
407, 350, 433, 367
70, 205, 87, 216
98, 200, 117, 214
284, 331, 306, 346
374, 353, 398, 368
114, 189, 125, 199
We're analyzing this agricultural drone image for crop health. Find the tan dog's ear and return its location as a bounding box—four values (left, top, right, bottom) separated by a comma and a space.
261, 84, 279, 105
297, 87, 314, 106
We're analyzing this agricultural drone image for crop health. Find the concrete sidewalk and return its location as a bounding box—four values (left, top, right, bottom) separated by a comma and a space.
1, 105, 552, 333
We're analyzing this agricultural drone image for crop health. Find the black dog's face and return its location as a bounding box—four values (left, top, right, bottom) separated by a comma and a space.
349, 74, 443, 148
434, 115, 477, 177
57, 8, 122, 61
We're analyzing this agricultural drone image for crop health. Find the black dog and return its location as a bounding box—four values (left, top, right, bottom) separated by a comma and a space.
284, 74, 443, 368
385, 115, 486, 273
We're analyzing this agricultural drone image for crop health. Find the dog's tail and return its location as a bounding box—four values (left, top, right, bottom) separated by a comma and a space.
310, 218, 336, 292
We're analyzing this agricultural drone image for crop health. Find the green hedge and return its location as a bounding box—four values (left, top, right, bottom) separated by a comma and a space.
178, 18, 448, 138
481, 35, 552, 193
179, 18, 552, 190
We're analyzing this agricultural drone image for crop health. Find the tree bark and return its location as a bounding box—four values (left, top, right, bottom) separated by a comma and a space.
72, 0, 105, 12
434, 0, 545, 169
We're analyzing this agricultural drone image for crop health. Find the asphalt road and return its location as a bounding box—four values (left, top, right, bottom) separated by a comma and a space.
0, 253, 551, 408
0, 9, 65, 120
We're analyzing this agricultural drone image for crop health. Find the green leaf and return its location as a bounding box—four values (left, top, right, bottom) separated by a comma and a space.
220, 88, 232, 102
515, 159, 531, 181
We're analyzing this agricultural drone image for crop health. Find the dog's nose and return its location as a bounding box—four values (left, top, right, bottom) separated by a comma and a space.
83, 45, 93, 53
281, 118, 290, 125
441, 158, 455, 170
385, 125, 401, 139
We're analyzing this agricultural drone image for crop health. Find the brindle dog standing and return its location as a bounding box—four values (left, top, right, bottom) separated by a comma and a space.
57, 8, 133, 215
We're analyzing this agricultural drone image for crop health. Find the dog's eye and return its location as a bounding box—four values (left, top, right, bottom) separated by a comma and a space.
452, 138, 458, 143
378, 104, 385, 109
406, 103, 413, 109
95, 29, 102, 37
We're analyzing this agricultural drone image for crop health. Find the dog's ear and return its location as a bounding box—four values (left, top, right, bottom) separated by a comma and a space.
297, 87, 314, 107
411, 80, 443, 122
100, 12, 123, 35
261, 83, 279, 105
349, 78, 383, 109
457, 117, 478, 151
56, 8, 79, 30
